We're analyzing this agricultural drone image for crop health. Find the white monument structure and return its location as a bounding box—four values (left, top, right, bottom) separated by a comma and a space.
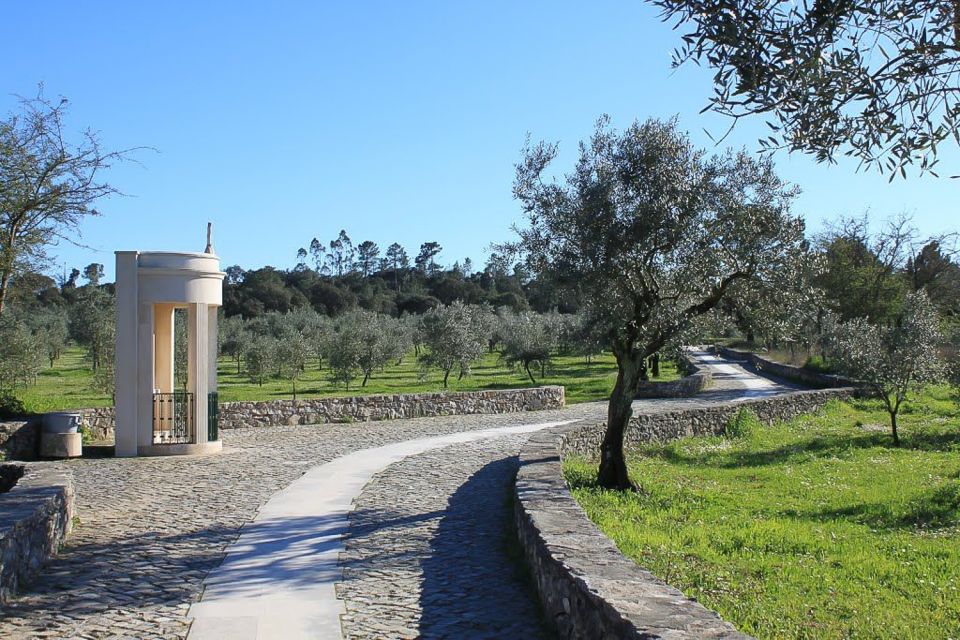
114, 225, 224, 456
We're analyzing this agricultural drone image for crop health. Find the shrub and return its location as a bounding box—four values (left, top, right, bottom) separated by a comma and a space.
726, 407, 762, 439
803, 355, 833, 373
0, 392, 26, 420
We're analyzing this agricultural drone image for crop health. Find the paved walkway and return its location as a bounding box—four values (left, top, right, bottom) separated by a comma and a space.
0, 351, 795, 639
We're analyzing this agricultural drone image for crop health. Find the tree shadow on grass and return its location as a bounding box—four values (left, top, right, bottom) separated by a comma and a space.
793, 481, 960, 531
645, 429, 960, 470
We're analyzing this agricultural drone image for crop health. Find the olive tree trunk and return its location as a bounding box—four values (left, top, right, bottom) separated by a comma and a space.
597, 345, 645, 490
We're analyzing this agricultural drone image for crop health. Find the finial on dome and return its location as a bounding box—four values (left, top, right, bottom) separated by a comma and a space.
204, 222, 214, 254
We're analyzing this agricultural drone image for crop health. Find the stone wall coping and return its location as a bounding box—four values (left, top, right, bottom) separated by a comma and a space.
514, 386, 856, 639
515, 421, 749, 639
0, 462, 75, 606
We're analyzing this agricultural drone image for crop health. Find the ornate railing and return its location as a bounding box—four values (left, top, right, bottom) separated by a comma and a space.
152, 391, 194, 444
208, 391, 219, 442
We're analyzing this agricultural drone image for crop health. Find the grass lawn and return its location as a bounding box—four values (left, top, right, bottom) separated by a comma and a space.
566, 387, 960, 639
14, 345, 680, 412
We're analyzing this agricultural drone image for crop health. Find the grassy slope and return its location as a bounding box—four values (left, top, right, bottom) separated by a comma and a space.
16, 345, 680, 412
566, 388, 960, 639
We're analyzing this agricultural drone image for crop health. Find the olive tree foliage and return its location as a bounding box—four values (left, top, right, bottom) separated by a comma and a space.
0, 311, 43, 391
220, 315, 250, 374
653, 0, 960, 177
0, 91, 135, 316
274, 322, 309, 399
324, 316, 363, 389
829, 290, 945, 444
348, 311, 410, 387
498, 311, 557, 383
418, 301, 489, 388
512, 116, 809, 489
69, 285, 114, 373
244, 336, 276, 387
29, 307, 69, 367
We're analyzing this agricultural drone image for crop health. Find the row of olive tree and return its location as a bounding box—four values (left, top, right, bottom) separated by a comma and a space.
218, 304, 605, 396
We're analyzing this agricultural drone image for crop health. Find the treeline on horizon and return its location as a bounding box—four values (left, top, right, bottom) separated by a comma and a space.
8, 219, 960, 325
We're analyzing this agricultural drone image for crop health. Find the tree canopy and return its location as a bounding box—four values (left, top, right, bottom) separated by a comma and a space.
513, 116, 809, 489
653, 0, 960, 177
0, 91, 132, 315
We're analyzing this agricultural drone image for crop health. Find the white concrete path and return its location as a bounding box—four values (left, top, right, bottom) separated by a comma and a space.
186, 421, 573, 640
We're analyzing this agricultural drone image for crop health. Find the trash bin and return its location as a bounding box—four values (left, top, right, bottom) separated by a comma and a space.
43, 411, 82, 434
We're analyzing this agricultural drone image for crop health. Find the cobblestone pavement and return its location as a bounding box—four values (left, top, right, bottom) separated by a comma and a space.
0, 405, 603, 640
337, 434, 551, 640
0, 351, 795, 639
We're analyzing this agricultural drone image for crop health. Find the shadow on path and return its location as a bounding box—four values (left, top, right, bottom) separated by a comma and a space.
418, 455, 552, 639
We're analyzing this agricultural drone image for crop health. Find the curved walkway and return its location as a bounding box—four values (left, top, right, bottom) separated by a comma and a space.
0, 351, 796, 639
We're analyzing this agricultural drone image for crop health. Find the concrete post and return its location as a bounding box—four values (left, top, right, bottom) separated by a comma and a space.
114, 252, 139, 457
153, 303, 175, 394
189, 303, 209, 444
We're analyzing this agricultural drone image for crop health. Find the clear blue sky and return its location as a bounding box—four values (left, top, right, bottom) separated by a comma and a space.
5, 1, 957, 281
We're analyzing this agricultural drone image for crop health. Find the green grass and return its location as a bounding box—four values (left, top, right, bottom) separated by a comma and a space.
565, 387, 960, 639
16, 348, 114, 412
14, 345, 680, 412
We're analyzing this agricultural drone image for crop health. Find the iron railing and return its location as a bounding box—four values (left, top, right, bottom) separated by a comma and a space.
208, 391, 219, 442
152, 391, 194, 444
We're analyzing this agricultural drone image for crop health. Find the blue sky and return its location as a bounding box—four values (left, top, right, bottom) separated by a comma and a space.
4, 1, 957, 281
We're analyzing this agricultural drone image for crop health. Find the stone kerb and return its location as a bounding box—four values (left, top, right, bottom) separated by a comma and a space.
514, 387, 854, 639
715, 346, 857, 389
635, 352, 713, 399
0, 463, 74, 607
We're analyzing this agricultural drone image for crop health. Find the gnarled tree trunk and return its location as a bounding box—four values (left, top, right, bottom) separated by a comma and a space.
597, 343, 645, 490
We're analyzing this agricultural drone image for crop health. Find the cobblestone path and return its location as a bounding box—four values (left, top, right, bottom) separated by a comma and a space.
337, 434, 551, 640
0, 351, 796, 639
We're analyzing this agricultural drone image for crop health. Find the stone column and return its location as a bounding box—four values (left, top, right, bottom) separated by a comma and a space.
153, 304, 175, 394
136, 301, 155, 450
188, 303, 209, 444
114, 252, 139, 457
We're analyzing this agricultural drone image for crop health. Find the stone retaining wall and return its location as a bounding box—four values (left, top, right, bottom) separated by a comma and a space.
565, 387, 854, 458
219, 386, 565, 429
635, 353, 712, 399
3, 387, 566, 448
716, 346, 857, 389
0, 463, 74, 607
514, 387, 854, 639
0, 421, 37, 461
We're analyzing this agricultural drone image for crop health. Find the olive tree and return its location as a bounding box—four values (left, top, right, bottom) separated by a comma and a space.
829, 290, 945, 445
418, 301, 488, 388
338, 311, 406, 387
0, 312, 42, 391
653, 0, 960, 177
275, 323, 309, 399
244, 336, 276, 387
513, 116, 808, 489
220, 315, 250, 374
30, 307, 69, 367
498, 311, 556, 383
324, 318, 363, 389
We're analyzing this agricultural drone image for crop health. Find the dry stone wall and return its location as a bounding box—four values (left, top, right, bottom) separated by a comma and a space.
635, 353, 712, 399
0, 421, 37, 461
565, 387, 854, 458
0, 463, 74, 607
716, 346, 857, 389
219, 386, 565, 429
3, 387, 565, 449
